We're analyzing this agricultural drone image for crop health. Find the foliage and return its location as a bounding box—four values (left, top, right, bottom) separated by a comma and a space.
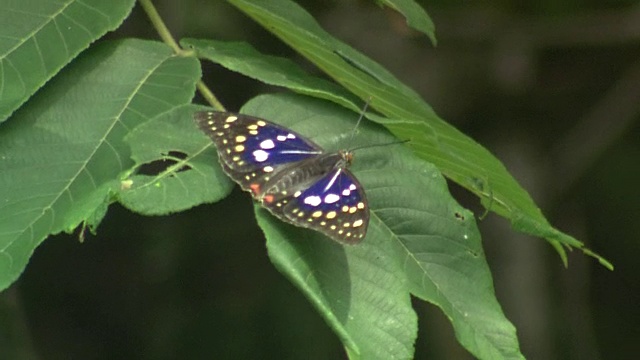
0, 0, 613, 358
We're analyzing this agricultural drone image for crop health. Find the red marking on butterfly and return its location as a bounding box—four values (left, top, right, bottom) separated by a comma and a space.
263, 194, 275, 203
250, 183, 261, 195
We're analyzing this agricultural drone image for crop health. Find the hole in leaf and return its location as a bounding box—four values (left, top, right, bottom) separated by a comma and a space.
137, 151, 191, 176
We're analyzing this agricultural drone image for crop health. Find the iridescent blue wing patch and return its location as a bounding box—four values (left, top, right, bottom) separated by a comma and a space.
195, 111, 323, 193
281, 167, 368, 243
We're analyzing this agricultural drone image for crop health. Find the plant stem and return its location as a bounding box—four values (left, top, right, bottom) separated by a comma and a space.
138, 0, 225, 111
138, 0, 181, 53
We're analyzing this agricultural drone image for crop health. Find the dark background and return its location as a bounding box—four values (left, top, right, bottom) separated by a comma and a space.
2, 1, 639, 359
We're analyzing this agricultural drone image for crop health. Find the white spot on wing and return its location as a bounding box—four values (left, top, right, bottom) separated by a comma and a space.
253, 149, 269, 162
260, 139, 275, 149
304, 196, 322, 207
276, 135, 287, 141
324, 194, 340, 204
287, 133, 295, 139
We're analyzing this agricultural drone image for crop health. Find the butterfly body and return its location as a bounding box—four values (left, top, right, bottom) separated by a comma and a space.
195, 111, 368, 244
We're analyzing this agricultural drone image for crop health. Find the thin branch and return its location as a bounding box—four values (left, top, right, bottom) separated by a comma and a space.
138, 0, 225, 111
138, 0, 181, 53
197, 81, 225, 111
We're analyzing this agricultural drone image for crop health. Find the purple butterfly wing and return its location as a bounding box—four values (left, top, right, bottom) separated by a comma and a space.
195, 111, 322, 193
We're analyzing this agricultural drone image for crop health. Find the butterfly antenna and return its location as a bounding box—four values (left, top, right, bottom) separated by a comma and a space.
350, 139, 410, 152
347, 97, 372, 148
346, 97, 409, 152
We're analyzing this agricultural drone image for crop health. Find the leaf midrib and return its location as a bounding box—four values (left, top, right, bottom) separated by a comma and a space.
0, 57, 166, 263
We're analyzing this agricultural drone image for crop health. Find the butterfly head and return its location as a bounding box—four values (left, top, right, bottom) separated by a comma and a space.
338, 150, 354, 169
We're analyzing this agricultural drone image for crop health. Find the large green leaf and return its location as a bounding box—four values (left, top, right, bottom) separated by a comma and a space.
220, 0, 611, 269
0, 39, 200, 291
118, 104, 234, 215
182, 38, 360, 110
0, 0, 136, 122
235, 93, 522, 359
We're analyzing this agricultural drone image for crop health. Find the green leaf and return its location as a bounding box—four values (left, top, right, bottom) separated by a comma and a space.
241, 93, 523, 360
0, 39, 200, 291
257, 206, 417, 360
0, 0, 136, 122
118, 105, 234, 215
181, 38, 360, 110
219, 0, 612, 269
375, 0, 437, 45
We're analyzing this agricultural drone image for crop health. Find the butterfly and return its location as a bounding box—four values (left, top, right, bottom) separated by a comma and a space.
194, 110, 369, 244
